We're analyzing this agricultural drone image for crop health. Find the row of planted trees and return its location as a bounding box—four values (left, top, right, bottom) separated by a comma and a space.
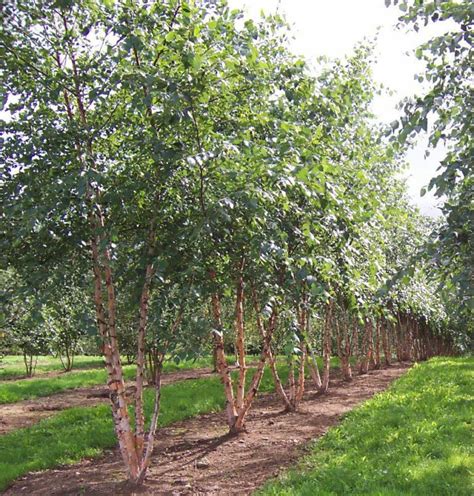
1, 0, 468, 486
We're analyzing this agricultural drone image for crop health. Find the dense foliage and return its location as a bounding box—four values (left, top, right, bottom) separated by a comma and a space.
387, 0, 473, 338
1, 0, 470, 486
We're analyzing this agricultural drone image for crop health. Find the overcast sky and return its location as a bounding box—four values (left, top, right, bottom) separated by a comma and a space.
227, 0, 447, 216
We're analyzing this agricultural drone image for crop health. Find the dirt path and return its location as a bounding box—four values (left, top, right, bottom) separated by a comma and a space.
3, 363, 410, 495
0, 367, 219, 435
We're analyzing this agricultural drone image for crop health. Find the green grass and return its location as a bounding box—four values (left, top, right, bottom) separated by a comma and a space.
0, 365, 291, 491
0, 354, 220, 381
0, 356, 216, 404
259, 356, 474, 496
0, 354, 344, 405
0, 355, 106, 380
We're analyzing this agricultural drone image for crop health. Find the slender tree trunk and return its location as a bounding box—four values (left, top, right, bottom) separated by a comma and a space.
23, 352, 36, 377
232, 304, 278, 431
395, 313, 403, 362
374, 319, 381, 369
286, 303, 308, 410
60, 345, 74, 372
340, 309, 353, 381
209, 270, 237, 428
382, 318, 391, 366
135, 229, 156, 459
319, 301, 333, 393
91, 234, 141, 480
352, 317, 359, 371
306, 345, 322, 388
234, 259, 246, 415
368, 319, 376, 370
136, 353, 163, 484
54, 23, 141, 478
293, 343, 307, 406
212, 344, 218, 373
359, 319, 369, 375
302, 307, 322, 388
288, 356, 296, 403
268, 345, 293, 410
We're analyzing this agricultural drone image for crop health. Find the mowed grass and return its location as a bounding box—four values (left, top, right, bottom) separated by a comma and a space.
0, 355, 105, 380
0, 354, 344, 405
0, 356, 216, 404
0, 365, 291, 491
259, 356, 473, 496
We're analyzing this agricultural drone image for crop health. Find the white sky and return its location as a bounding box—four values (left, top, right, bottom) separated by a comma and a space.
227, 0, 448, 216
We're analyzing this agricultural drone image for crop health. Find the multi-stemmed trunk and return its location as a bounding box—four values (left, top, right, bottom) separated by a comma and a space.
210, 269, 281, 433
287, 343, 307, 410
284, 299, 311, 410
23, 352, 37, 378
231, 273, 285, 431
53, 19, 169, 482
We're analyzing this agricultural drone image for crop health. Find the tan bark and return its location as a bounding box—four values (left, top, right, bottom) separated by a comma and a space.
135, 228, 156, 459
382, 318, 392, 366
368, 319, 376, 370
319, 301, 333, 393
395, 313, 404, 362
358, 319, 369, 375
307, 345, 322, 388
209, 271, 237, 428
232, 304, 278, 432
136, 353, 164, 484
59, 30, 140, 477
374, 319, 381, 368
288, 357, 296, 404
268, 345, 293, 410
352, 317, 359, 370
288, 303, 308, 409
234, 259, 246, 413
335, 309, 352, 381
135, 284, 151, 453
294, 343, 307, 405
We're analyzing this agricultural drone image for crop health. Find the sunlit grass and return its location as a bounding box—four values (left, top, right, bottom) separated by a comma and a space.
0, 354, 345, 404
0, 355, 106, 380
259, 356, 473, 496
0, 356, 216, 404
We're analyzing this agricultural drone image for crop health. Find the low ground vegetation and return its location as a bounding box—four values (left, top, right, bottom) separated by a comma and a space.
0, 355, 105, 380
260, 357, 473, 496
0, 355, 222, 404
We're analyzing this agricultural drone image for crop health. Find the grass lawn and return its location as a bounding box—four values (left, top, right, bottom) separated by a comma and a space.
0, 365, 291, 491
259, 356, 473, 496
0, 354, 219, 380
0, 356, 217, 404
0, 355, 345, 404
0, 355, 106, 380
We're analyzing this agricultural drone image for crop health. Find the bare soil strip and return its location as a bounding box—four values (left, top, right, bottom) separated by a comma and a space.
0, 367, 218, 435
3, 363, 409, 495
